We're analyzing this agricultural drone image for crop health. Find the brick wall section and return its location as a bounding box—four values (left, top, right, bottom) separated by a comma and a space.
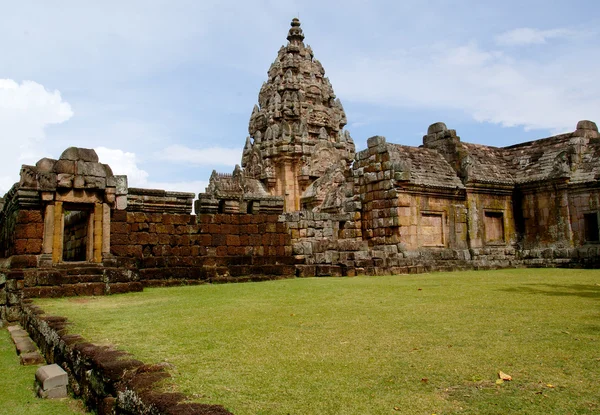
110, 211, 297, 285
353, 137, 402, 247
1, 209, 44, 258
0, 207, 44, 321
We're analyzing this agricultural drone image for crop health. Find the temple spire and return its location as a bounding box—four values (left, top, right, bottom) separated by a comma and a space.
286, 18, 305, 44
244, 18, 355, 212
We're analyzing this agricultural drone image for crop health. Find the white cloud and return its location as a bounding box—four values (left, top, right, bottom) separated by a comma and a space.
495, 28, 573, 46
95, 146, 207, 194
330, 41, 600, 135
160, 145, 242, 167
0, 79, 73, 195
94, 147, 149, 187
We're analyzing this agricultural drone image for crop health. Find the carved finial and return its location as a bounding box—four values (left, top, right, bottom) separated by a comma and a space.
287, 18, 305, 44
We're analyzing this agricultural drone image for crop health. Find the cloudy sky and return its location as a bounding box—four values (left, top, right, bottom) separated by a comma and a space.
1, 0, 599, 195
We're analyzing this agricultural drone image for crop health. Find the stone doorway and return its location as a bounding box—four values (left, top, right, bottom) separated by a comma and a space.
62, 208, 92, 262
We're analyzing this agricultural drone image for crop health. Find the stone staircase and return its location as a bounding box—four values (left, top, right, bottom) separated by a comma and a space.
22, 263, 142, 298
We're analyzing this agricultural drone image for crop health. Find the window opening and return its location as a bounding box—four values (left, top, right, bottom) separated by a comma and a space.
584, 212, 599, 242
484, 211, 504, 244
421, 213, 444, 246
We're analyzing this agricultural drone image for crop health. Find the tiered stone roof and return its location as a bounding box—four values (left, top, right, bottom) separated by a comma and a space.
242, 18, 355, 186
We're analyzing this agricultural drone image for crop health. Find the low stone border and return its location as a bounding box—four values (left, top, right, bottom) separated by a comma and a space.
7, 324, 45, 365
19, 299, 233, 415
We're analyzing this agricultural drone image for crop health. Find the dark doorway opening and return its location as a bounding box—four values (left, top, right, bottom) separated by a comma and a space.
63, 209, 91, 261
584, 212, 599, 243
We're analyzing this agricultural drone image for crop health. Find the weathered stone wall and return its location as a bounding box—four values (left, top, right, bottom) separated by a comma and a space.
353, 136, 469, 252
20, 302, 232, 415
0, 189, 44, 259
353, 136, 401, 247
0, 186, 45, 321
466, 190, 515, 249
519, 182, 573, 249
568, 187, 600, 246
110, 211, 297, 285
397, 193, 468, 251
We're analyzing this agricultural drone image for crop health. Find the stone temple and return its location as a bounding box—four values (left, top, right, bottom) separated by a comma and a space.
1, 18, 599, 322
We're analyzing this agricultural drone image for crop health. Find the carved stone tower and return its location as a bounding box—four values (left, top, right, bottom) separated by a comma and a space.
242, 18, 355, 212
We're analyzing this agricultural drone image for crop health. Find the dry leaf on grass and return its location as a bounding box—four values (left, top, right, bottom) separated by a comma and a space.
498, 371, 512, 381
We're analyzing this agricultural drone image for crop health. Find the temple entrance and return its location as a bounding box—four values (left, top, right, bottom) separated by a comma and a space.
62, 207, 92, 262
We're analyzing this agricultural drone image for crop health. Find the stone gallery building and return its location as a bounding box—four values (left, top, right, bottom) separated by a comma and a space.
1, 19, 599, 321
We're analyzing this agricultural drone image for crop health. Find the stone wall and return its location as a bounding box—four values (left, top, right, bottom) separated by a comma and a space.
519, 181, 573, 249
0, 187, 45, 321
0, 186, 44, 260
353, 136, 402, 247
352, 136, 472, 252
110, 211, 297, 285
569, 187, 600, 246
20, 302, 232, 415
466, 190, 515, 249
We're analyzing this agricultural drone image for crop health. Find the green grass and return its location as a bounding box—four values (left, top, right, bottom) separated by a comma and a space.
0, 329, 86, 415
36, 269, 600, 415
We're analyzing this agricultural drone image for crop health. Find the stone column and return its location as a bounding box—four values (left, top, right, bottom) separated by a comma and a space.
86, 210, 95, 262
93, 203, 103, 263
102, 203, 110, 256
42, 204, 54, 255
52, 202, 63, 263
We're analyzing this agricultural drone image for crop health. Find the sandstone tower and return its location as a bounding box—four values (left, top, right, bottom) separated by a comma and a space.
242, 18, 355, 212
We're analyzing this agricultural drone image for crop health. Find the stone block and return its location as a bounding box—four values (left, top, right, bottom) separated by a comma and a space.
367, 135, 386, 148
7, 325, 21, 333
57, 173, 74, 188
77, 160, 107, 177
36, 157, 57, 172
84, 176, 106, 189
15, 337, 37, 354
73, 175, 85, 188
116, 195, 127, 210
36, 364, 68, 391
9, 328, 28, 339
36, 384, 68, 399
20, 351, 45, 366
6, 306, 20, 322
427, 122, 447, 135
52, 159, 76, 174
115, 175, 128, 195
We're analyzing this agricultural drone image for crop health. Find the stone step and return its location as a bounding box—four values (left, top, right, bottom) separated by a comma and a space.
35, 364, 68, 399
7, 324, 46, 366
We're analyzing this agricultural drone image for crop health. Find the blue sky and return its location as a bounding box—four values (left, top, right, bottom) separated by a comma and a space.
1, 0, 599, 195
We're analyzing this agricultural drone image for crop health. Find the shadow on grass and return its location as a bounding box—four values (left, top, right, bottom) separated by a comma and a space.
500, 284, 600, 300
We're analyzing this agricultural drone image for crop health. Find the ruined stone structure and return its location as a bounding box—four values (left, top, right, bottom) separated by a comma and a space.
1, 18, 600, 324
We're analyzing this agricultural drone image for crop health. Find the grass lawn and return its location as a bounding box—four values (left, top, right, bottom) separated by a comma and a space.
36, 269, 600, 415
0, 328, 86, 415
